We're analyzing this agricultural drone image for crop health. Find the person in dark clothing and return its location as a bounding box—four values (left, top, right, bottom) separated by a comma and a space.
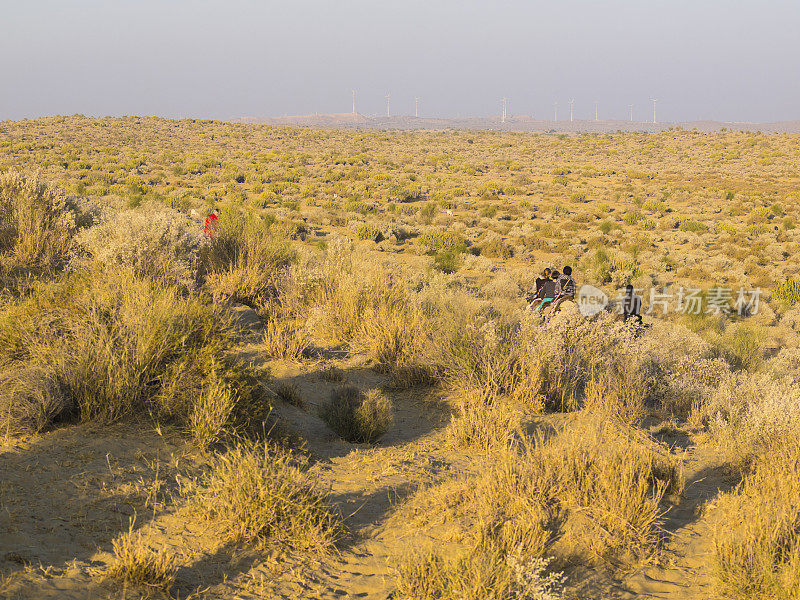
551, 266, 577, 313
528, 268, 552, 304
622, 284, 643, 324
534, 270, 559, 311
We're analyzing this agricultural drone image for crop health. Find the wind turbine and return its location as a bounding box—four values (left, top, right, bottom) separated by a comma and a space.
386, 92, 391, 118
569, 99, 575, 122
594, 100, 599, 121
651, 98, 658, 124
629, 104, 634, 122
501, 97, 507, 123
352, 90, 356, 115
415, 97, 419, 118
554, 101, 558, 122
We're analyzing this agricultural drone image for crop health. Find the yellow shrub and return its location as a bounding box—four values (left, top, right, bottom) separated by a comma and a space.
101, 526, 177, 595
193, 440, 343, 552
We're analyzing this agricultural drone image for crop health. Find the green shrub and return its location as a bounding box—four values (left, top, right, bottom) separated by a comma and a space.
728, 327, 763, 372
433, 249, 462, 274
643, 198, 666, 212
479, 204, 499, 218
476, 182, 503, 197
746, 207, 771, 224
419, 202, 437, 219
599, 220, 615, 234
623, 210, 643, 225
678, 220, 708, 233
570, 192, 587, 203
417, 230, 467, 254
344, 200, 373, 215
397, 185, 424, 202
745, 224, 770, 235
353, 224, 384, 242
774, 278, 800, 307
589, 249, 640, 284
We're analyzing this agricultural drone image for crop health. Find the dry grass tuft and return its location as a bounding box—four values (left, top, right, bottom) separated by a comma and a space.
193, 439, 343, 552
320, 364, 346, 382
0, 267, 269, 445
262, 315, 308, 360
0, 364, 70, 435
101, 525, 177, 596
467, 420, 681, 567
354, 295, 431, 373
582, 362, 648, 426
446, 389, 524, 451
396, 546, 564, 600
434, 316, 546, 414
320, 386, 393, 443
202, 210, 295, 306
535, 420, 682, 563
187, 365, 267, 449
403, 417, 682, 594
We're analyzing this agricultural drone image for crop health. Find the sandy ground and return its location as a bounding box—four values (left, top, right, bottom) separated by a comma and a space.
0, 307, 735, 599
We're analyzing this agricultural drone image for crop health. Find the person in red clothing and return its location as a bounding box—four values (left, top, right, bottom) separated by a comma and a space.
204, 208, 220, 239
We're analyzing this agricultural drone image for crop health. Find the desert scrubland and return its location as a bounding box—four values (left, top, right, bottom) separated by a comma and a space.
2, 116, 800, 599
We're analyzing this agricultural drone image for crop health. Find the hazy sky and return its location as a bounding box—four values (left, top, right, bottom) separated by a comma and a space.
2, 0, 799, 123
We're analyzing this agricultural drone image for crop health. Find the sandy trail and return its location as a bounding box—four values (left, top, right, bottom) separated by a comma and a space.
231, 350, 459, 600
618, 432, 737, 600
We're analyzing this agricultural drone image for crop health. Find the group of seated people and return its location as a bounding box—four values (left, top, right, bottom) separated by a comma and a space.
528, 266, 576, 313
528, 266, 643, 323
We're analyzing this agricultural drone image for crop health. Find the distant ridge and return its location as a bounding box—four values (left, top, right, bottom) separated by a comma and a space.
234, 113, 800, 133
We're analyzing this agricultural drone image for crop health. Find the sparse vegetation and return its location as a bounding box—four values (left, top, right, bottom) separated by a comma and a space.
274, 381, 303, 407
4, 118, 800, 599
